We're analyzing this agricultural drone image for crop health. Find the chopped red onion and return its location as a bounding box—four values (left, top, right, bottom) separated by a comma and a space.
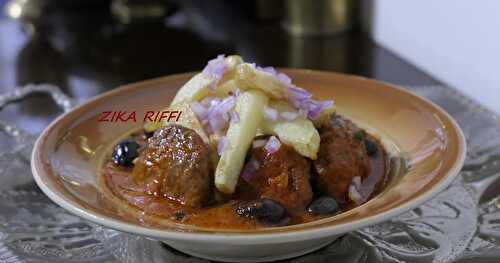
230, 111, 239, 124
128, 195, 146, 207
215, 96, 236, 122
287, 86, 333, 120
348, 184, 364, 205
202, 55, 227, 91
264, 136, 281, 154
253, 64, 293, 88
352, 176, 362, 187
357, 156, 385, 201
307, 100, 334, 119
256, 66, 277, 75
348, 176, 368, 205
298, 108, 308, 118
204, 98, 222, 123
287, 86, 311, 111
287, 86, 311, 102
201, 96, 217, 107
240, 158, 260, 182
191, 95, 236, 135
276, 72, 292, 86
245, 62, 336, 121
221, 61, 335, 123
190, 102, 207, 120
264, 107, 278, 121
280, 111, 299, 121
252, 139, 267, 148
217, 137, 226, 156
208, 114, 226, 135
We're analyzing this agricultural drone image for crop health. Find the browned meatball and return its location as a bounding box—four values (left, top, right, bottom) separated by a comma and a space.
313, 115, 371, 205
239, 141, 313, 213
131, 125, 213, 208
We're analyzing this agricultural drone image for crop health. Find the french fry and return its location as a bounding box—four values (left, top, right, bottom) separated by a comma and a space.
261, 101, 320, 159
170, 55, 243, 105
215, 90, 269, 194
262, 118, 320, 160
143, 101, 211, 135
215, 79, 239, 97
170, 73, 213, 106
235, 63, 286, 100
312, 103, 335, 127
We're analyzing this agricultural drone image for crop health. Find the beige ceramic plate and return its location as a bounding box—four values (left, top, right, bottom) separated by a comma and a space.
31, 70, 466, 262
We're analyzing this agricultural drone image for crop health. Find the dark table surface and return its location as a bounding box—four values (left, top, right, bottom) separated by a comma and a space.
0, 3, 440, 143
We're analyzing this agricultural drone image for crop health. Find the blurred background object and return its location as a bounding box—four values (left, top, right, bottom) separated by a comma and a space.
5, 0, 489, 135
283, 0, 358, 36
111, 0, 174, 24
371, 0, 500, 115
1, 0, 498, 115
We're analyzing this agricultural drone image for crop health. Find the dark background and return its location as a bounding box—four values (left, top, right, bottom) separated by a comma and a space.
0, 0, 440, 138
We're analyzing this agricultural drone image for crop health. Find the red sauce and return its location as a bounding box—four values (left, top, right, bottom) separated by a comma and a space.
100, 131, 389, 230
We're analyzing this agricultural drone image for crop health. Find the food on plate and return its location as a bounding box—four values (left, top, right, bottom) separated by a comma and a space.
238, 139, 313, 213
215, 89, 269, 194
131, 125, 213, 208
313, 115, 372, 204
99, 55, 392, 229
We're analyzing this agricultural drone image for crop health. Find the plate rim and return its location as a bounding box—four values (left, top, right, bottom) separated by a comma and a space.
31, 69, 467, 243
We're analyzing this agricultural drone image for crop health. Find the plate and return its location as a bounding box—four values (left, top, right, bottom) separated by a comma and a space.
31, 70, 466, 262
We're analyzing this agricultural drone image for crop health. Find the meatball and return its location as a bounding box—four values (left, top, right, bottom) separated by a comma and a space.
313, 115, 371, 205
240, 141, 313, 213
131, 125, 213, 208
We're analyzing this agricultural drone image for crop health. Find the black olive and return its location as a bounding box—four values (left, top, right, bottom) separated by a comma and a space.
112, 140, 140, 167
364, 139, 378, 156
236, 198, 289, 226
307, 197, 339, 215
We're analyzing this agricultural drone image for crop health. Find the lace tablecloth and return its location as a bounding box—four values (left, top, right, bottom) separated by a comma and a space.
1, 84, 500, 263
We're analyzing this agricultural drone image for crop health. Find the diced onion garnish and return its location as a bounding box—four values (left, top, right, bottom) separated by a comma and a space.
240, 158, 260, 183
280, 111, 299, 121
348, 176, 368, 205
264, 136, 281, 154
287, 86, 334, 121
306, 100, 334, 119
355, 164, 384, 203
202, 54, 227, 91
256, 66, 276, 74
348, 184, 364, 205
252, 139, 267, 148
200, 96, 216, 107
264, 107, 278, 121
230, 111, 239, 124
216, 96, 237, 121
217, 137, 226, 156
190, 93, 240, 135
243, 62, 335, 122
190, 102, 207, 120
352, 176, 362, 187
287, 86, 312, 108
253, 65, 292, 88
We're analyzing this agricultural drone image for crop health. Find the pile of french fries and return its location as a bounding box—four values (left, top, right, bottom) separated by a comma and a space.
145, 55, 335, 194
